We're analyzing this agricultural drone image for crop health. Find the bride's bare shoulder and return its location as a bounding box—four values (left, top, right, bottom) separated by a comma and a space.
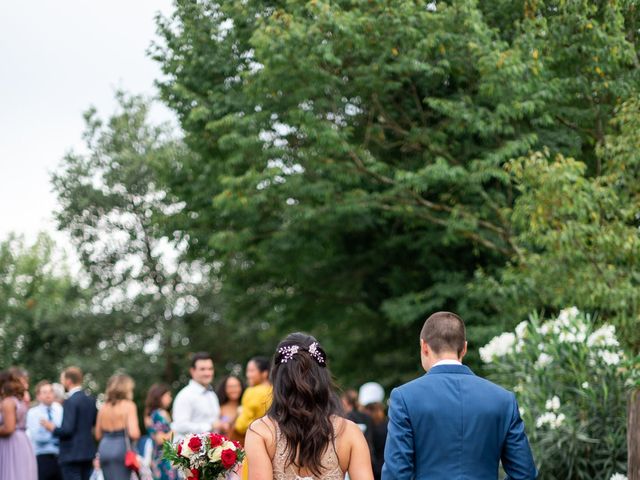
248, 415, 276, 441
332, 415, 362, 439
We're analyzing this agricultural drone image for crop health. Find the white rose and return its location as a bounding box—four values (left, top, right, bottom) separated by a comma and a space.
223, 441, 237, 451
208, 446, 222, 462
181, 437, 195, 458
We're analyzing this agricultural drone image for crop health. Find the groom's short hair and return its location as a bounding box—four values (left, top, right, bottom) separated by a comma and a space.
420, 311, 466, 356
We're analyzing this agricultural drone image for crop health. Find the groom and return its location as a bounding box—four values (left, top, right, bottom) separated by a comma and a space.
382, 312, 537, 479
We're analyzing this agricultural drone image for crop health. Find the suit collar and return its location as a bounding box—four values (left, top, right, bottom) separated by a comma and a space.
427, 364, 475, 376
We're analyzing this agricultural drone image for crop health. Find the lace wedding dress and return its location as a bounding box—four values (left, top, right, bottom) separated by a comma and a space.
272, 423, 344, 480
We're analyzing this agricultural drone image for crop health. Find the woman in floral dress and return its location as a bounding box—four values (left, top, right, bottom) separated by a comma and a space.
145, 384, 177, 480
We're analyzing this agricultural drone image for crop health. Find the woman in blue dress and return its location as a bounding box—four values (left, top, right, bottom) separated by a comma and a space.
145, 384, 177, 480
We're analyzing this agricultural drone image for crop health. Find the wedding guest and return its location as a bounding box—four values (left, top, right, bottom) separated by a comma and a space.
359, 382, 387, 480
244, 333, 373, 480
8, 366, 31, 404
51, 383, 66, 405
233, 356, 272, 441
216, 375, 245, 438
341, 389, 374, 461
234, 357, 272, 480
145, 383, 177, 480
171, 352, 221, 442
27, 380, 64, 480
0, 369, 38, 480
42, 367, 97, 480
95, 374, 140, 480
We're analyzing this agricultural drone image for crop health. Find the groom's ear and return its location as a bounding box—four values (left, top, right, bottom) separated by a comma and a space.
420, 338, 429, 356
460, 341, 468, 360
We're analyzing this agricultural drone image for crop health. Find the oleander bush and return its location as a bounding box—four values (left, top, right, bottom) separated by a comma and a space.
481, 308, 631, 479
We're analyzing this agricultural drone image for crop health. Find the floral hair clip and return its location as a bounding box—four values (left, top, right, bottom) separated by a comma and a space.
276, 342, 327, 366
308, 342, 326, 365
277, 345, 300, 364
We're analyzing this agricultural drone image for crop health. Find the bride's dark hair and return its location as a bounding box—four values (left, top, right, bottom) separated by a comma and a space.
268, 332, 343, 476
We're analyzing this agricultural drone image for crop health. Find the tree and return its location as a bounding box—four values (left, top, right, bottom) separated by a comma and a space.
51, 92, 255, 387
0, 234, 98, 386
489, 97, 640, 350
151, 0, 639, 385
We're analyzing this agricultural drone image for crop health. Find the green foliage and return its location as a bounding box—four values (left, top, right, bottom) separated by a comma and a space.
150, 0, 640, 387
482, 309, 628, 479
50, 93, 275, 395
484, 98, 640, 350
0, 234, 98, 384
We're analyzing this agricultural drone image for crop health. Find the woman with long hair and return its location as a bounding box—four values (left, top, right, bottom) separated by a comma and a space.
244, 333, 373, 480
0, 369, 38, 480
145, 383, 176, 480
95, 374, 141, 480
216, 375, 245, 438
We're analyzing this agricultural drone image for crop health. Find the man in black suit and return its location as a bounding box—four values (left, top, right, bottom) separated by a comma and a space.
42, 367, 97, 480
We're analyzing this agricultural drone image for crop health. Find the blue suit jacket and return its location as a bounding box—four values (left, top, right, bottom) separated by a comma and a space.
53, 390, 98, 464
382, 364, 537, 480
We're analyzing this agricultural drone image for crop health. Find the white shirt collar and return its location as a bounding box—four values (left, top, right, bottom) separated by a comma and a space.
432, 359, 462, 368
66, 386, 82, 398
188, 379, 211, 393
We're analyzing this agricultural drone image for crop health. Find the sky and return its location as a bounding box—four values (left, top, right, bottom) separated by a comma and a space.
0, 1, 175, 246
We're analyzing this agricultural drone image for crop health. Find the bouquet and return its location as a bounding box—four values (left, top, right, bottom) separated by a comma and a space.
163, 432, 245, 480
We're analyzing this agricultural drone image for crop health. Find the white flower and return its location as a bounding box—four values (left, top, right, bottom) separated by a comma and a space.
587, 325, 619, 348
598, 350, 622, 366
222, 441, 237, 451
519, 407, 526, 417
515, 321, 528, 338
536, 411, 565, 429
208, 446, 222, 462
479, 332, 516, 363
535, 353, 553, 368
539, 322, 552, 335
609, 474, 627, 480
558, 306, 579, 323
581, 381, 589, 389
545, 396, 561, 412
536, 412, 556, 429
180, 436, 196, 458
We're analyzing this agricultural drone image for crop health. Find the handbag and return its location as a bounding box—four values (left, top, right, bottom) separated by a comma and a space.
123, 414, 141, 474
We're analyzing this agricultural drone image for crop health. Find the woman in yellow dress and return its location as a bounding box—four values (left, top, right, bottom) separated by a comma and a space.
233, 356, 272, 480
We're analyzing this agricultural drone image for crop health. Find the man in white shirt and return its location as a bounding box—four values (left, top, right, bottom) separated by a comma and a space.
172, 352, 221, 442
27, 380, 64, 480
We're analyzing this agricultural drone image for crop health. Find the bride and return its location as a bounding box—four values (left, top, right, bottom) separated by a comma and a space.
245, 333, 373, 480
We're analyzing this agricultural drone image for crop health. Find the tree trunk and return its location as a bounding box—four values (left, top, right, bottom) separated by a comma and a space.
630, 389, 640, 480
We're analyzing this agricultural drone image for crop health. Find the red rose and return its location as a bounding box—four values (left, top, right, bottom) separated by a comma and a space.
190, 468, 200, 479
209, 433, 224, 447
232, 440, 241, 449
177, 442, 183, 455
188, 436, 203, 451
221, 449, 237, 469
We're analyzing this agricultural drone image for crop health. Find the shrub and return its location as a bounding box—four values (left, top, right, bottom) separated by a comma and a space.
481, 308, 628, 479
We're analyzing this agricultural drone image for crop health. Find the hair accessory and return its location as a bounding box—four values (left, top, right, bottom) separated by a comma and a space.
308, 342, 326, 365
277, 345, 300, 364
276, 342, 326, 366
